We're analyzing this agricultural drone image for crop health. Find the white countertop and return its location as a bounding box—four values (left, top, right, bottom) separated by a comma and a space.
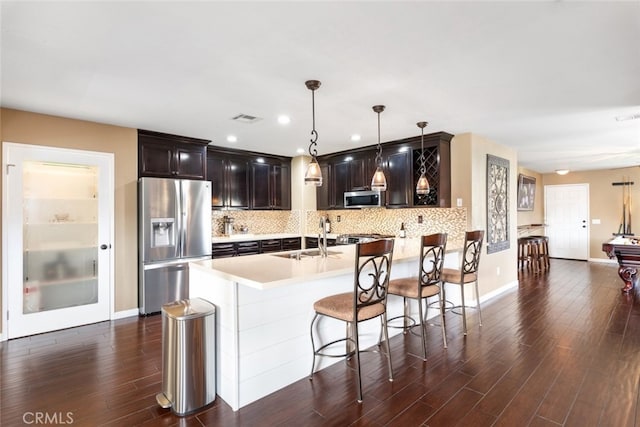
191, 238, 461, 290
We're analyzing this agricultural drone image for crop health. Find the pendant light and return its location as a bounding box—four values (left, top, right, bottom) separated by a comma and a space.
370, 105, 387, 191
415, 121, 430, 195
304, 80, 323, 186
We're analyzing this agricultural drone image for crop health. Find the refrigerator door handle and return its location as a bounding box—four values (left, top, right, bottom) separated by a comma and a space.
144, 260, 189, 271
175, 180, 184, 259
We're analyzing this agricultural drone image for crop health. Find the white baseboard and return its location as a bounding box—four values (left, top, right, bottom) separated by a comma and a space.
112, 308, 139, 320
589, 257, 617, 264
479, 279, 519, 305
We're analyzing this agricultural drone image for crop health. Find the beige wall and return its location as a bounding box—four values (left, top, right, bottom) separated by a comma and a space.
0, 108, 138, 335
451, 133, 519, 297
543, 167, 640, 260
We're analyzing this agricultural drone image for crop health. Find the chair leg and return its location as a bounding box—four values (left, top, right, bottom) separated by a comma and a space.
461, 284, 468, 336
403, 297, 409, 333
418, 297, 427, 361
439, 288, 448, 349
381, 313, 394, 383
309, 313, 319, 380
353, 321, 363, 403
475, 280, 483, 327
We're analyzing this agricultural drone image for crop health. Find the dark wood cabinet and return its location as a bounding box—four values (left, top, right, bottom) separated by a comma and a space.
250, 159, 291, 210
212, 236, 302, 258
282, 237, 302, 251
208, 146, 291, 210
304, 236, 337, 248
260, 239, 283, 253
207, 151, 250, 209
138, 130, 209, 179
316, 163, 333, 210
318, 153, 371, 209
384, 149, 412, 208
316, 132, 452, 209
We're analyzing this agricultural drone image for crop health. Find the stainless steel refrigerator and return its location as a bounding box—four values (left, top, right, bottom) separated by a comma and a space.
139, 177, 212, 314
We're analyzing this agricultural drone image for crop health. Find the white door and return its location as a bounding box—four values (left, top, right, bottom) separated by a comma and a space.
544, 184, 589, 260
3, 143, 114, 339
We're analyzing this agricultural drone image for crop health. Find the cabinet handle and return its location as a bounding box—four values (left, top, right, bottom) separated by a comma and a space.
100, 244, 110, 250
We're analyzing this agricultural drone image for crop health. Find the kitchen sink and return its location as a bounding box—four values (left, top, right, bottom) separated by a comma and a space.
272, 249, 342, 259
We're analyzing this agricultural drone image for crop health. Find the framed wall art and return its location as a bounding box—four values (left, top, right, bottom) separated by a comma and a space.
486, 154, 509, 254
517, 174, 536, 211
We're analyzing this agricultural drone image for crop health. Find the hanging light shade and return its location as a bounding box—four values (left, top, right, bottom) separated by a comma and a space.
415, 121, 430, 195
304, 80, 323, 186
370, 105, 387, 191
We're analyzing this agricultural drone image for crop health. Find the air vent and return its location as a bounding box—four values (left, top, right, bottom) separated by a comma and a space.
231, 114, 262, 124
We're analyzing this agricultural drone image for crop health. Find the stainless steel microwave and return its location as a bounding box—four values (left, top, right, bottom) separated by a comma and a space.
344, 190, 384, 208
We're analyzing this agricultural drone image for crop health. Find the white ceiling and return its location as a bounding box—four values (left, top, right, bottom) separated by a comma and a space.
2, 1, 639, 173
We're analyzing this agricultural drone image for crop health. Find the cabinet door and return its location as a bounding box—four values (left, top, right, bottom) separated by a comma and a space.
349, 156, 367, 190
139, 140, 174, 177
175, 143, 206, 179
228, 155, 250, 209
272, 164, 291, 210
207, 155, 226, 208
251, 162, 272, 209
332, 160, 350, 208
385, 150, 411, 207
316, 163, 332, 210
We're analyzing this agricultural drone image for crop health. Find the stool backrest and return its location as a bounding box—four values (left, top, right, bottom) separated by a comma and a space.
420, 233, 448, 287
354, 239, 395, 310
462, 230, 484, 275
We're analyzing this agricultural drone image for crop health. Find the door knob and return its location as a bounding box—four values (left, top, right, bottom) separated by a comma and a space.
100, 244, 110, 250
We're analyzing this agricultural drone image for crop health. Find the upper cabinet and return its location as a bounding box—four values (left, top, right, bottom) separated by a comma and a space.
207, 151, 250, 209
317, 132, 452, 209
138, 130, 209, 179
251, 159, 291, 210
208, 147, 291, 210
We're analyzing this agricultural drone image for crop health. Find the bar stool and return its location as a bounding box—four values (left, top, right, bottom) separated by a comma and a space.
309, 239, 395, 403
387, 233, 448, 361
530, 235, 550, 269
518, 237, 539, 270
442, 230, 484, 335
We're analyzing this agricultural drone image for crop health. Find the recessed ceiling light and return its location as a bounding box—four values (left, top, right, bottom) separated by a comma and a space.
555, 169, 570, 175
296, 148, 305, 154
350, 134, 361, 142
278, 115, 291, 125
227, 135, 237, 143
615, 114, 640, 122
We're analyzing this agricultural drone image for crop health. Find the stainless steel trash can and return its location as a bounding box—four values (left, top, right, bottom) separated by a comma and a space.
156, 298, 216, 416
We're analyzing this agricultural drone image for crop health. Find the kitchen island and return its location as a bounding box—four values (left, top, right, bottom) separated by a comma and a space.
189, 238, 461, 410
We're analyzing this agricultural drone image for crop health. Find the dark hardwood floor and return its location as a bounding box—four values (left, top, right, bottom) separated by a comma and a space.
2, 259, 639, 426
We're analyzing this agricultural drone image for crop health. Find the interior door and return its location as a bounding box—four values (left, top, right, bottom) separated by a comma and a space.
544, 184, 589, 260
3, 143, 113, 339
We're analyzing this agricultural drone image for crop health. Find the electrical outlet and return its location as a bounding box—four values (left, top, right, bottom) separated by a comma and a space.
417, 215, 423, 224
337, 215, 341, 222
456, 198, 463, 207
496, 266, 501, 276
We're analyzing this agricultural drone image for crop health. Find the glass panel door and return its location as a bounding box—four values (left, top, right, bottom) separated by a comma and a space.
23, 161, 99, 313
4, 143, 113, 339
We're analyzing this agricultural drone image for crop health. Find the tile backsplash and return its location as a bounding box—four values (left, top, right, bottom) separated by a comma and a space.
212, 210, 301, 236
212, 207, 467, 248
308, 208, 467, 247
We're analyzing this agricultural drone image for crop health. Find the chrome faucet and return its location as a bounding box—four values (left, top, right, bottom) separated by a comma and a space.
319, 216, 328, 258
